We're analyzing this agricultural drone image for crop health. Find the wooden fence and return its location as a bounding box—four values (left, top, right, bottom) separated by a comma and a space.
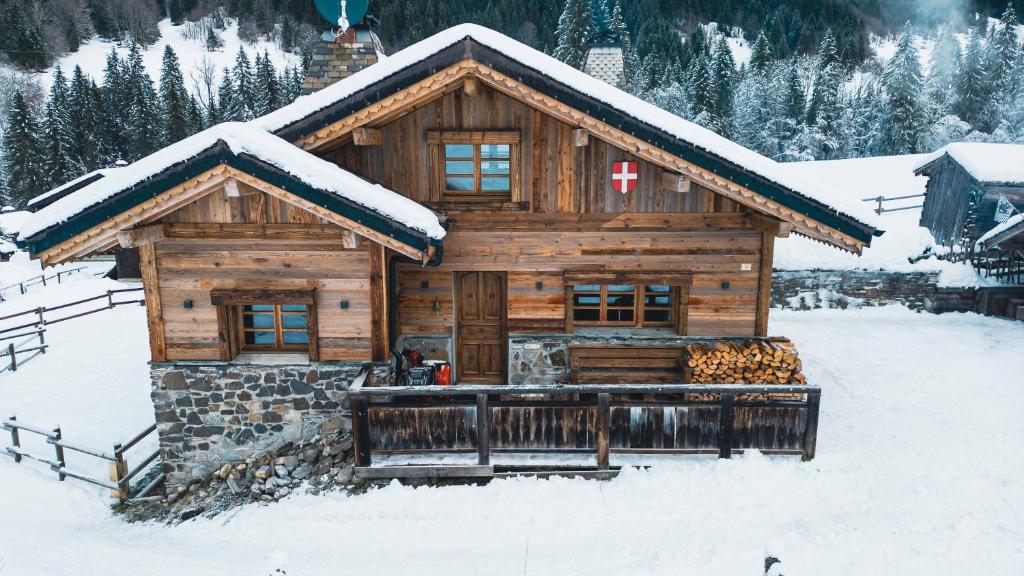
0, 288, 144, 373
349, 372, 821, 479
1, 416, 163, 502
0, 266, 89, 303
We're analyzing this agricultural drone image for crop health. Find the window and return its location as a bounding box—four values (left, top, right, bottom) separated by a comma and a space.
563, 273, 692, 335
239, 304, 310, 351
211, 289, 319, 361
428, 130, 519, 203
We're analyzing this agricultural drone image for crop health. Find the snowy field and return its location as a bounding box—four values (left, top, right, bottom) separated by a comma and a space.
0, 263, 1022, 575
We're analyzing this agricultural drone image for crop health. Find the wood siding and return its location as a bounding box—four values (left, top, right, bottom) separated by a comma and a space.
920, 156, 1024, 247
152, 187, 372, 362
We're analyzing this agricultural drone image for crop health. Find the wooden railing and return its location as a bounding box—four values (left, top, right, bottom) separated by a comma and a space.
0, 266, 90, 303
861, 193, 924, 215
1, 416, 163, 502
349, 373, 821, 479
0, 329, 47, 373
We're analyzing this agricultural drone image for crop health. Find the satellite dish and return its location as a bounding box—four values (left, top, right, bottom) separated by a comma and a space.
314, 0, 369, 30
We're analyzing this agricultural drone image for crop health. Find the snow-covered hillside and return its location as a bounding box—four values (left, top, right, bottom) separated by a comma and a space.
37, 19, 300, 93
1, 263, 1022, 574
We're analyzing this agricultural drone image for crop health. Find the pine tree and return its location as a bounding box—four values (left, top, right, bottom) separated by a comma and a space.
218, 69, 241, 122
100, 49, 127, 164
68, 65, 102, 171
818, 29, 840, 70
41, 66, 83, 188
231, 49, 256, 120
688, 53, 715, 128
2, 92, 46, 207
956, 28, 988, 126
206, 27, 224, 52
807, 31, 844, 157
553, 0, 594, 69
783, 61, 806, 126
710, 36, 736, 136
123, 42, 160, 159
749, 31, 774, 74
926, 26, 961, 117
590, 0, 610, 33
884, 23, 925, 154
608, 0, 634, 81
159, 45, 190, 146
988, 4, 1019, 95
253, 51, 280, 116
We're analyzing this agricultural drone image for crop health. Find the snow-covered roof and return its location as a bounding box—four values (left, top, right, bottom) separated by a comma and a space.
27, 168, 118, 211
915, 142, 1024, 185
0, 210, 30, 237
256, 24, 880, 235
786, 154, 930, 206
19, 122, 447, 243
976, 212, 1024, 249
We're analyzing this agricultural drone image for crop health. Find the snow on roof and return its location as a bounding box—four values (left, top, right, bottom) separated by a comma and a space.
255, 24, 879, 231
976, 212, 1024, 249
785, 154, 930, 206
19, 122, 446, 242
0, 210, 31, 237
27, 167, 118, 209
915, 142, 1024, 185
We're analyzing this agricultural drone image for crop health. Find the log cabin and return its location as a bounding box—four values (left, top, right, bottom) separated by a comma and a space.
18, 24, 880, 489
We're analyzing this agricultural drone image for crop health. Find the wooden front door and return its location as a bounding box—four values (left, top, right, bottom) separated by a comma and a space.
456, 271, 507, 383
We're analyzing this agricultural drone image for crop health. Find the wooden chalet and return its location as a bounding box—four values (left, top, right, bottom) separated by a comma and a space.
18, 25, 879, 486
916, 142, 1024, 285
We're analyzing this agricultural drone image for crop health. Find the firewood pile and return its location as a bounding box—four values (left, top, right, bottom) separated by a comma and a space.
683, 338, 805, 401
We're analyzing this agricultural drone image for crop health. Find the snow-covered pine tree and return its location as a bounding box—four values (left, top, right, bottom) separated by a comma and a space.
42, 66, 84, 189
206, 27, 224, 52
818, 29, 840, 71
2, 91, 46, 207
710, 35, 736, 137
553, 0, 594, 69
100, 48, 128, 164
926, 26, 962, 118
956, 27, 989, 127
124, 42, 160, 160
608, 0, 634, 81
806, 30, 844, 158
231, 49, 256, 120
254, 51, 280, 117
687, 52, 716, 128
186, 95, 204, 134
883, 22, 924, 154
987, 3, 1019, 94
218, 68, 241, 122
591, 0, 610, 34
749, 31, 774, 74
68, 65, 102, 172
159, 45, 190, 146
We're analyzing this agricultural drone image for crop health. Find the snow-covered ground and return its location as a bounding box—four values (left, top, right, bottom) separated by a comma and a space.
0, 262, 1022, 575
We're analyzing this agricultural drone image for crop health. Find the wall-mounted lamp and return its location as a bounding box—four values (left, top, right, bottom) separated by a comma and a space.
535, 281, 544, 291
721, 281, 730, 290
183, 299, 193, 309
432, 299, 442, 313
339, 300, 350, 309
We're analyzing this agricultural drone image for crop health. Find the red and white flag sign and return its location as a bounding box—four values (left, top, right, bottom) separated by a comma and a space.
612, 161, 638, 193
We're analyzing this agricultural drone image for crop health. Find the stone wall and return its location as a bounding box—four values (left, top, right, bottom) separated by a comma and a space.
771, 269, 978, 313
301, 28, 379, 95
150, 361, 387, 493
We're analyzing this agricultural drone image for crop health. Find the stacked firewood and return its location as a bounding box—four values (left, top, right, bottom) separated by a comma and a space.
684, 338, 805, 385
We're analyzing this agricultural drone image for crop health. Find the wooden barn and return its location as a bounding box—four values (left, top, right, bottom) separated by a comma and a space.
18, 24, 879, 487
916, 143, 1024, 284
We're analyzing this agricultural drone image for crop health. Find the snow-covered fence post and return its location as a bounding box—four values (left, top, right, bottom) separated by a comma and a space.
7, 343, 15, 371
7, 416, 22, 463
476, 394, 490, 466
35, 307, 45, 328
106, 290, 114, 309
719, 392, 735, 459
52, 427, 66, 481
110, 443, 129, 501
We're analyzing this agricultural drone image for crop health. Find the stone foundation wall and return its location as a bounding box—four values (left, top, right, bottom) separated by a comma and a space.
771, 269, 978, 313
150, 361, 387, 493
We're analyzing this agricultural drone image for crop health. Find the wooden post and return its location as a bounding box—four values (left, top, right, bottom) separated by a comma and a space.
719, 392, 735, 459
106, 290, 114, 309
368, 243, 389, 362
597, 393, 610, 470
9, 416, 21, 463
352, 398, 372, 467
802, 390, 821, 461
36, 306, 45, 327
37, 330, 45, 355
8, 343, 16, 372
110, 444, 129, 501
476, 394, 490, 466
52, 427, 66, 481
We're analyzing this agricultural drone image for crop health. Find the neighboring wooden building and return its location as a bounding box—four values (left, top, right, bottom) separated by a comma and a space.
17, 25, 878, 488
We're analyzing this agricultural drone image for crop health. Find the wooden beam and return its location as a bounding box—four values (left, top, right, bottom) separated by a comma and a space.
116, 224, 165, 249
660, 171, 691, 193
462, 75, 480, 96
368, 243, 389, 362
222, 179, 259, 197
573, 128, 589, 147
138, 243, 166, 362
355, 465, 494, 480
755, 230, 775, 337
777, 222, 793, 238
352, 127, 382, 146
341, 229, 363, 249
165, 223, 352, 240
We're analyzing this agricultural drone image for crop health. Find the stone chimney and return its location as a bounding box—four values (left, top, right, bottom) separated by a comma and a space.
301, 26, 381, 95
582, 30, 625, 89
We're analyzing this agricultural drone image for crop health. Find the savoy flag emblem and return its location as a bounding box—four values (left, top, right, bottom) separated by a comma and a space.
994, 194, 1015, 223
612, 161, 638, 193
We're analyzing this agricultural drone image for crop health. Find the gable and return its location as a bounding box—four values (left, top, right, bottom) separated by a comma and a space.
259, 27, 879, 252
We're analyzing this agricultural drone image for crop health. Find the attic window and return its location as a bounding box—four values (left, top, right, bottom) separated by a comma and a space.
428, 130, 519, 203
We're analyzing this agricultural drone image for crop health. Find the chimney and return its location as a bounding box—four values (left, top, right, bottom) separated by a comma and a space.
582, 30, 625, 89
301, 26, 382, 95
